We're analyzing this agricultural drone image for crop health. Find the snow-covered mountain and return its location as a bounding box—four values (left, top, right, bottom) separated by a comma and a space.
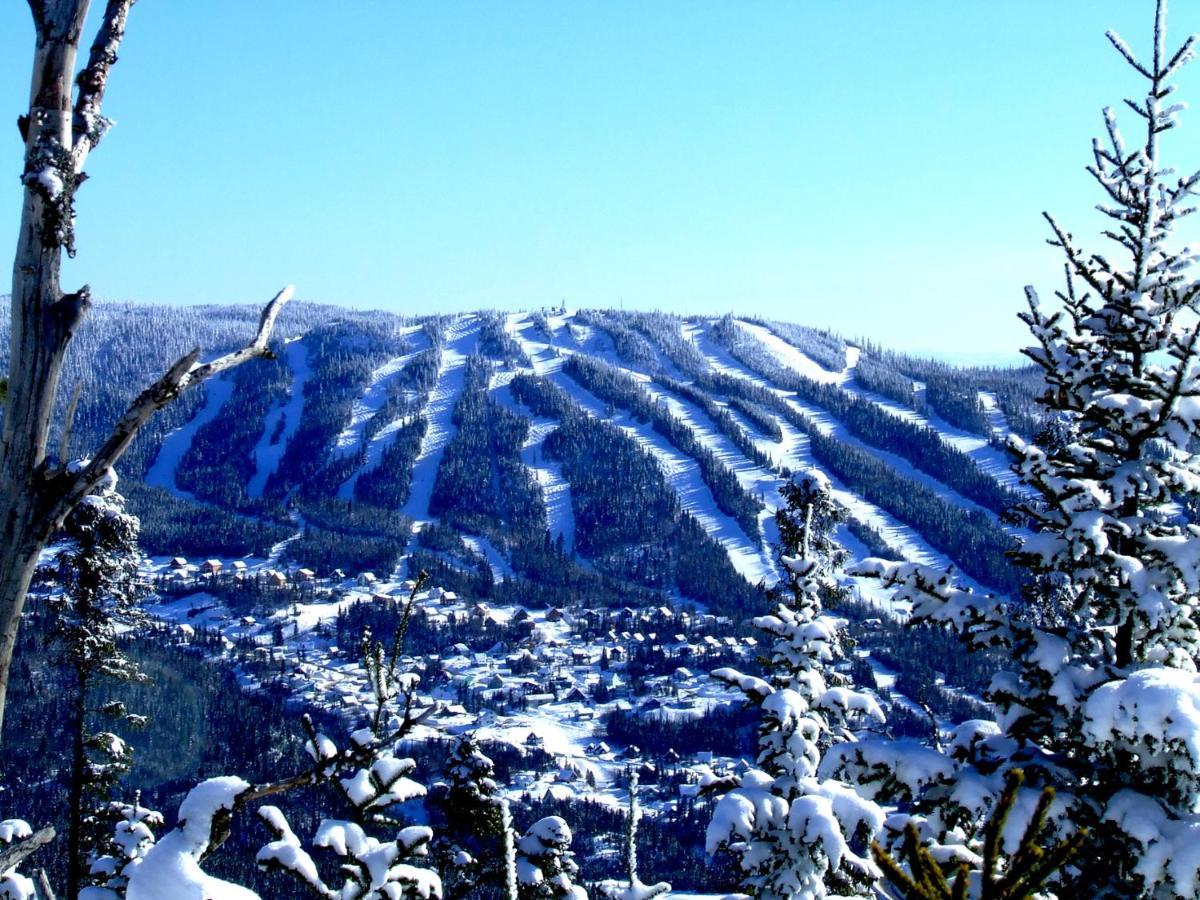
56, 303, 1042, 617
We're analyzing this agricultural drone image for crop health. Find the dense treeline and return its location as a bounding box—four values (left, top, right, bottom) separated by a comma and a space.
605, 704, 757, 758
809, 430, 1023, 594
123, 481, 293, 559
510, 373, 766, 616
853, 355, 917, 407
478, 311, 531, 367
431, 355, 547, 538
576, 309, 662, 372
581, 313, 1021, 594
654, 374, 777, 469
561, 355, 764, 541
857, 338, 1044, 438
173, 353, 290, 509
360, 347, 439, 445
264, 322, 405, 499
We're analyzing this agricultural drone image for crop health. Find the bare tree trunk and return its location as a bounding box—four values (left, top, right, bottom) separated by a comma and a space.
0, 0, 291, 744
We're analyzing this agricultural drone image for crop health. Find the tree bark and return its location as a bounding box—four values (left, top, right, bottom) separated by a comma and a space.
0, 0, 290, 745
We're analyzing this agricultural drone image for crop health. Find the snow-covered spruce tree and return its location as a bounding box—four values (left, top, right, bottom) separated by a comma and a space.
427, 732, 505, 897
81, 795, 162, 899
705, 470, 886, 899
597, 770, 669, 900
39, 474, 148, 899
848, 2, 1200, 894
515, 816, 587, 900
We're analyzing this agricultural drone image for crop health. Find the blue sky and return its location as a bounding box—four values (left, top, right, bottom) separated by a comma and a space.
2, 2, 1198, 360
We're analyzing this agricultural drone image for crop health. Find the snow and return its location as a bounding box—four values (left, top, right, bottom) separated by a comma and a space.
493, 369, 576, 552
734, 320, 848, 386
463, 534, 515, 583
0, 821, 30, 843
682, 325, 994, 599
247, 339, 309, 498
1083, 667, 1200, 773
333, 332, 428, 458
144, 377, 235, 500
127, 777, 259, 900
550, 365, 776, 584
400, 315, 478, 526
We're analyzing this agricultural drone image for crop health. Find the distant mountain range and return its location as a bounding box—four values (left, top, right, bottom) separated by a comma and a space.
7, 302, 1046, 618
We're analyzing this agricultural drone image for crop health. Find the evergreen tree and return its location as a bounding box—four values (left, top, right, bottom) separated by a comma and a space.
848, 2, 1200, 894
706, 470, 886, 898
515, 816, 587, 900
84, 796, 163, 899
39, 475, 147, 899
428, 732, 504, 897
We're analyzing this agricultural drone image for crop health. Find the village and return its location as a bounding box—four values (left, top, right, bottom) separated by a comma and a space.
142, 553, 767, 814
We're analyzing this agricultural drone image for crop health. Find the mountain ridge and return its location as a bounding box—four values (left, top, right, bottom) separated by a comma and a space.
6, 302, 1045, 617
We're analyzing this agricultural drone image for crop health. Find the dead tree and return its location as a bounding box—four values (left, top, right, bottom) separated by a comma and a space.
0, 0, 291, 742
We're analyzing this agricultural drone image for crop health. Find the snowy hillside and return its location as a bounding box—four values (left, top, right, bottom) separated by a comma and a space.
109, 305, 1039, 616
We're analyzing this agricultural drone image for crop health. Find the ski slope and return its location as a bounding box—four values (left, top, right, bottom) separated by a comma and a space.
400, 316, 478, 526
145, 377, 235, 500
247, 339, 310, 498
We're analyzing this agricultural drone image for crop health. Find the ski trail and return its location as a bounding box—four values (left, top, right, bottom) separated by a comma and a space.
247, 339, 310, 499
684, 326, 998, 598
145, 377, 235, 500
509, 316, 776, 582
463, 534, 515, 583
491, 366, 576, 553
734, 320, 847, 385
332, 326, 429, 457
979, 391, 1013, 439
735, 319, 1021, 492
266, 509, 306, 567
337, 412, 423, 501
400, 316, 479, 526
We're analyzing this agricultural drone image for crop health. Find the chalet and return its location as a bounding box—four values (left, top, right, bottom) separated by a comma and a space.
524, 732, 546, 750
371, 592, 392, 604
440, 591, 459, 605
295, 568, 316, 583
562, 686, 589, 703
266, 570, 288, 588
525, 693, 555, 706
545, 607, 564, 623
170, 557, 189, 570
231, 560, 248, 576
202, 559, 223, 576
356, 572, 377, 587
